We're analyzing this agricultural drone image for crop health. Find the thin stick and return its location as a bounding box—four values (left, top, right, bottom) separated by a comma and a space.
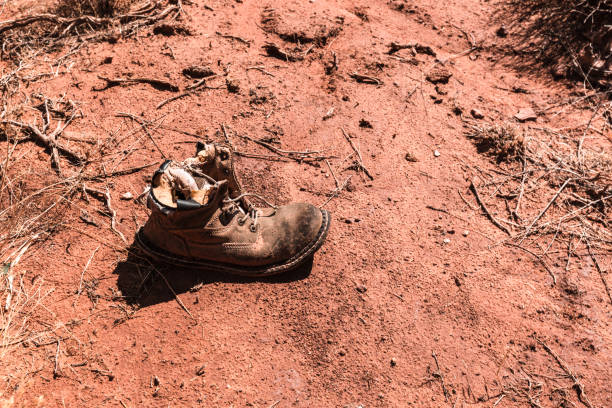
458, 190, 478, 211
82, 185, 127, 244
82, 162, 156, 181
185, 74, 221, 91
320, 176, 351, 208
239, 133, 323, 156
4, 273, 13, 312
513, 155, 527, 219
116, 113, 167, 159
586, 240, 612, 305
493, 394, 505, 407
53, 338, 61, 378
104, 188, 127, 244
215, 31, 251, 45
469, 180, 511, 235
341, 128, 373, 180
505, 243, 556, 285
246, 66, 274, 77
1, 120, 84, 162
349, 72, 382, 85
95, 76, 178, 92
220, 123, 235, 151
325, 159, 340, 188
156, 92, 190, 109
148, 262, 195, 321
534, 337, 594, 408
432, 351, 450, 402
74, 246, 100, 306
156, 76, 224, 109
521, 178, 571, 241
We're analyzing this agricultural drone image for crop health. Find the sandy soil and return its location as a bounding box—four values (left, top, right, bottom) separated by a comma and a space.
1, 0, 610, 407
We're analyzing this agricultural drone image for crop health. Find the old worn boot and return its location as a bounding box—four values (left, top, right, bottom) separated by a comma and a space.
135, 156, 330, 276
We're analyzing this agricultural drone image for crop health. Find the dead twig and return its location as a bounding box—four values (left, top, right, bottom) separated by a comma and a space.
95, 76, 179, 92
349, 72, 383, 85
1, 120, 84, 163
325, 159, 340, 188
341, 128, 374, 180
238, 134, 323, 157
246, 65, 275, 77
82, 185, 127, 244
104, 188, 126, 244
432, 351, 450, 402
74, 246, 99, 307
215, 31, 251, 45
534, 337, 594, 408
82, 162, 156, 181
53, 338, 61, 378
320, 176, 352, 208
521, 178, 571, 242
147, 261, 195, 321
116, 113, 167, 158
469, 180, 511, 235
505, 242, 557, 285
586, 240, 612, 305
220, 123, 236, 151
156, 75, 223, 109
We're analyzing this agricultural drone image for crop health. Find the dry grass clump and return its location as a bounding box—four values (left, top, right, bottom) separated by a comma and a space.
501, 0, 612, 85
55, 0, 136, 18
468, 123, 525, 163
469, 123, 611, 287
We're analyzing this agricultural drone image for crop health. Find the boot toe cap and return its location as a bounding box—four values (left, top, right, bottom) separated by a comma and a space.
270, 203, 327, 260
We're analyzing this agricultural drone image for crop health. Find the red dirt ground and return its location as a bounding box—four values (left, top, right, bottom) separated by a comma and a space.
1, 0, 611, 407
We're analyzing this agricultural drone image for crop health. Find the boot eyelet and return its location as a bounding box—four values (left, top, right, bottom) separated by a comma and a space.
249, 224, 257, 233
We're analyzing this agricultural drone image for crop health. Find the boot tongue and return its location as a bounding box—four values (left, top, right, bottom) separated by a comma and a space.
211, 180, 230, 208
193, 142, 244, 201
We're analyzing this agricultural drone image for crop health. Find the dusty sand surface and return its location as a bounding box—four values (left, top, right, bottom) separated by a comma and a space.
0, 0, 610, 407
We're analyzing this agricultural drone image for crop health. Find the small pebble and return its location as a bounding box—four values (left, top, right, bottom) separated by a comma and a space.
390, 357, 397, 367
443, 238, 451, 244
121, 192, 133, 200
433, 150, 441, 157
462, 230, 470, 237
356, 285, 367, 293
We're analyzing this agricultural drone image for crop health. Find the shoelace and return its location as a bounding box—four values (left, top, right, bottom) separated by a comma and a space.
222, 193, 277, 231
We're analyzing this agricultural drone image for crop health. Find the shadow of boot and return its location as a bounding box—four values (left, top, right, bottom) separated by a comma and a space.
114, 243, 314, 309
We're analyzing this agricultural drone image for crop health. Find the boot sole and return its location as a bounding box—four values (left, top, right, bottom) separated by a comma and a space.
134, 209, 331, 276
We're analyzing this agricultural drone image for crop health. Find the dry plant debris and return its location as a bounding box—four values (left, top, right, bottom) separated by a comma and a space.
468, 123, 611, 289
468, 123, 525, 163
0, 3, 186, 382
0, 0, 183, 60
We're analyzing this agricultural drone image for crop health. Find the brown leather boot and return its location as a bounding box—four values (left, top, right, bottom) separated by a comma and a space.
135, 157, 330, 276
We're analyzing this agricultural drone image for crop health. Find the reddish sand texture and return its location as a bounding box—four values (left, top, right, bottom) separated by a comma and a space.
0, 0, 610, 407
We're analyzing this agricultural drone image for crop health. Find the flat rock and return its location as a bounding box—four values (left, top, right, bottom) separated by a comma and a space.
515, 107, 537, 122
